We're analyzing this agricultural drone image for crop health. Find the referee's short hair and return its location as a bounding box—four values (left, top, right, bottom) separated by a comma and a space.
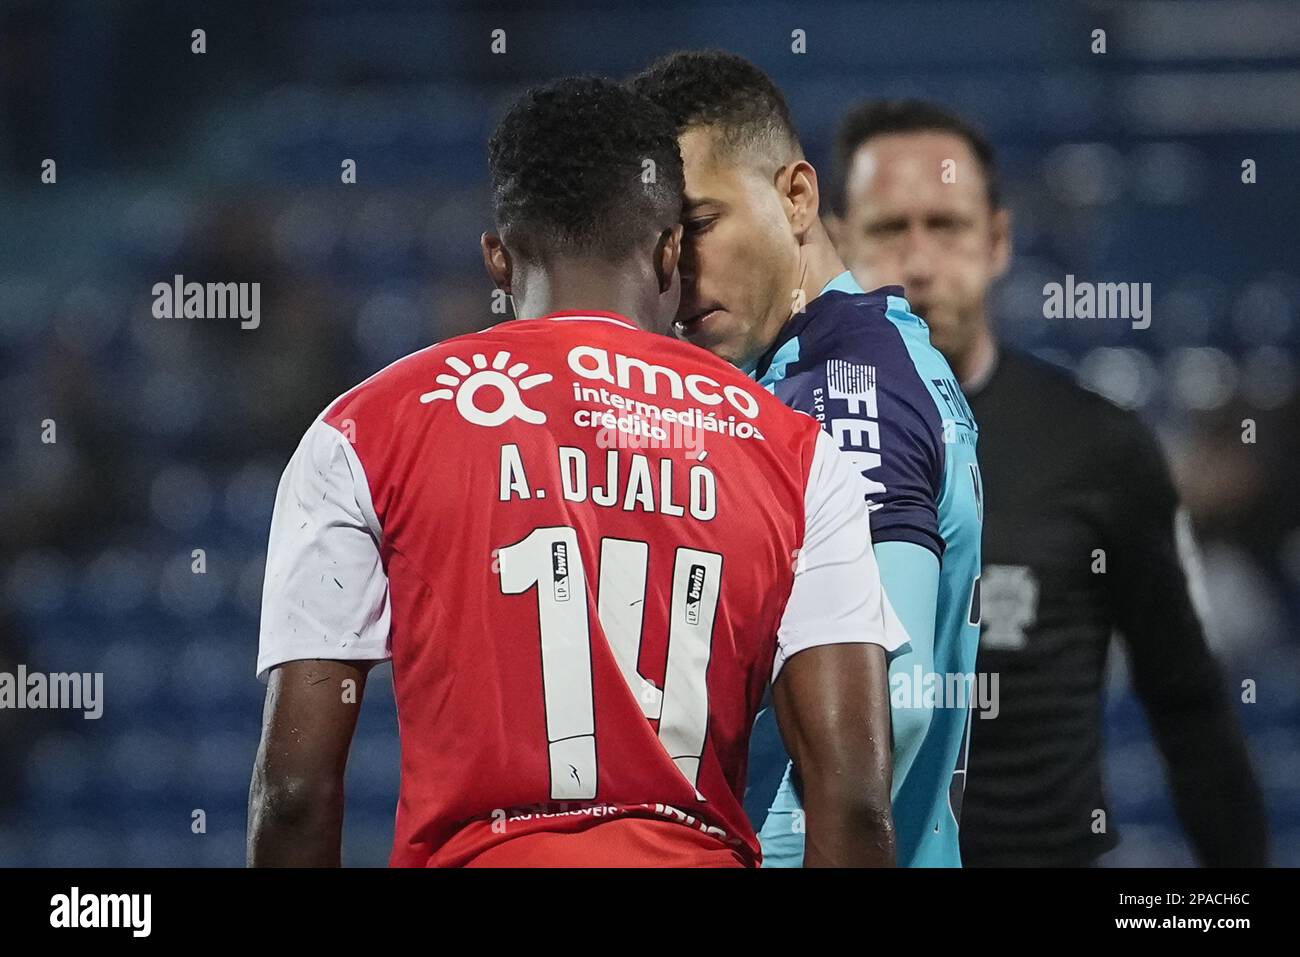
831, 100, 1001, 213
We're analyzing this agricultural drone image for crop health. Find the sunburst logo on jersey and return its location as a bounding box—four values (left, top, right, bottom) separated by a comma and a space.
419, 351, 552, 427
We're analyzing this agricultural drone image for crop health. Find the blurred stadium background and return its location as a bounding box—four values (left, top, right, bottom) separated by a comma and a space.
0, 0, 1297, 866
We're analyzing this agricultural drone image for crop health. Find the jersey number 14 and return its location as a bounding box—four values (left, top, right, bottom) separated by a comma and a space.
499, 526, 722, 800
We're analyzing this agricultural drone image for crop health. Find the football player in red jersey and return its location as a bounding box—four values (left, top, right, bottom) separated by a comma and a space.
248, 77, 901, 868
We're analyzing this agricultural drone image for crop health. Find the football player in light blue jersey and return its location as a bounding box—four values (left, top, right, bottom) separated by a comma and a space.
633, 51, 982, 867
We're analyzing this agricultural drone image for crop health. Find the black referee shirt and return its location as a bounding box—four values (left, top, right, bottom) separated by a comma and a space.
960, 347, 1267, 867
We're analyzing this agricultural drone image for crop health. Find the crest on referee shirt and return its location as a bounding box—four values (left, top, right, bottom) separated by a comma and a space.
979, 564, 1039, 650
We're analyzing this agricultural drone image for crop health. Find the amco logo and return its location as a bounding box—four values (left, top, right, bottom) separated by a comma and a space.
567, 346, 760, 419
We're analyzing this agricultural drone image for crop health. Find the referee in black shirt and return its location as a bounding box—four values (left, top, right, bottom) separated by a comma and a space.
825, 99, 1268, 867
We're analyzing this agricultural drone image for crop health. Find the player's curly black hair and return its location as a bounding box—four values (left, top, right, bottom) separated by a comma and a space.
629, 50, 803, 164
488, 76, 684, 262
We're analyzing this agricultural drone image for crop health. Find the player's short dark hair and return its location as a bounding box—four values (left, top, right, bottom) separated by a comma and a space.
831, 99, 1001, 213
487, 76, 684, 262
629, 50, 802, 165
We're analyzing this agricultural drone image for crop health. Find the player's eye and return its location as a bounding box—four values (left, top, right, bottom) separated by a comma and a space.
866, 220, 907, 238
930, 215, 970, 233
684, 216, 717, 235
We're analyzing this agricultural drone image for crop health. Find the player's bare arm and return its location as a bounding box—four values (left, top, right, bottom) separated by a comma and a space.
248, 659, 378, 867
773, 642, 894, 867
763, 427, 903, 867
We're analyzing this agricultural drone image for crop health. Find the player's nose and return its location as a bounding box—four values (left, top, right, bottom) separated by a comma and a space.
904, 269, 935, 295
900, 234, 937, 290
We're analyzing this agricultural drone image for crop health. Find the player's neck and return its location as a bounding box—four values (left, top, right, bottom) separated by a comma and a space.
798, 220, 849, 306
955, 323, 999, 393
511, 262, 649, 327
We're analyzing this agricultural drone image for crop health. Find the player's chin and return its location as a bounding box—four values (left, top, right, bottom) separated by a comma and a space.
675, 329, 734, 364
914, 302, 955, 334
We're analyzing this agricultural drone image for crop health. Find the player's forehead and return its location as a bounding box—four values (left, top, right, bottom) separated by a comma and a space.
845, 130, 987, 215
678, 124, 766, 205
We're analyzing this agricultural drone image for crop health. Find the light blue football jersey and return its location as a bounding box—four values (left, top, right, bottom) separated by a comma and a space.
745, 273, 982, 867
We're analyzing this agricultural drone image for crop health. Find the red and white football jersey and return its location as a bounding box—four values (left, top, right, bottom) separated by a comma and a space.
257, 312, 903, 867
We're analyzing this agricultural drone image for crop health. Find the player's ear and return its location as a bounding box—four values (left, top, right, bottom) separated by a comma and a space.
654, 222, 683, 295
481, 232, 513, 293
989, 206, 1012, 280
780, 160, 822, 241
